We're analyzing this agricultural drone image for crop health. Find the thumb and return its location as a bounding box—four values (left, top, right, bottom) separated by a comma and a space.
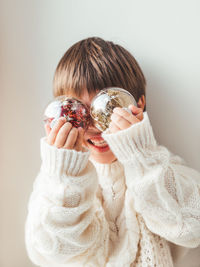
44, 123, 51, 136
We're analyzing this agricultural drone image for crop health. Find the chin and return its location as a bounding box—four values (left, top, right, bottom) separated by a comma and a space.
89, 152, 117, 164
82, 137, 117, 164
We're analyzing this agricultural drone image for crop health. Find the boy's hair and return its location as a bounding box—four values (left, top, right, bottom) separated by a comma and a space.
53, 37, 146, 110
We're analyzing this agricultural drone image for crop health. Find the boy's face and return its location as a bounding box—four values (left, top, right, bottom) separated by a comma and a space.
74, 90, 117, 164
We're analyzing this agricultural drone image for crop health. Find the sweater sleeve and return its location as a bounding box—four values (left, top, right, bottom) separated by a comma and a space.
25, 137, 109, 267
102, 112, 200, 248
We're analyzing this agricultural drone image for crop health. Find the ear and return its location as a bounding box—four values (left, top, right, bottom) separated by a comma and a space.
137, 95, 146, 111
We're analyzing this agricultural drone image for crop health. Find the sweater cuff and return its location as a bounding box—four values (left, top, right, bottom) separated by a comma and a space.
40, 137, 90, 177
102, 112, 157, 164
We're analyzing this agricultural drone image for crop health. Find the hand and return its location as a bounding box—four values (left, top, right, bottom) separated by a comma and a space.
44, 117, 84, 151
109, 105, 144, 133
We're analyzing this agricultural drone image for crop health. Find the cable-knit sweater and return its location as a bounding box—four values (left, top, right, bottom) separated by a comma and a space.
25, 112, 200, 267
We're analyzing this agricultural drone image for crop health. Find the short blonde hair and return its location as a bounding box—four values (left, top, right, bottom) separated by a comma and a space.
53, 37, 146, 110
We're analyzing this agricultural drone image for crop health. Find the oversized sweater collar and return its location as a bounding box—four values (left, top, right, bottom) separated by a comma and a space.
89, 158, 125, 187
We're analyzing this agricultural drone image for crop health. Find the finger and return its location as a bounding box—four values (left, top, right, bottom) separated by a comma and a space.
136, 112, 143, 121
63, 127, 78, 150
108, 121, 121, 133
74, 127, 84, 151
110, 112, 133, 130
44, 123, 51, 136
54, 122, 72, 148
113, 107, 139, 125
47, 117, 67, 145
128, 105, 143, 121
128, 105, 142, 115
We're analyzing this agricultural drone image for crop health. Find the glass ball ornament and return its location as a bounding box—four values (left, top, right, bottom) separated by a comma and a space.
90, 87, 137, 132
43, 96, 91, 130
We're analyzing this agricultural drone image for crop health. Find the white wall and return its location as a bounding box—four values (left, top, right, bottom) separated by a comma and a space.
1, 0, 199, 266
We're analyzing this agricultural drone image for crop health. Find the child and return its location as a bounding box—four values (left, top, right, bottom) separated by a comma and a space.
25, 37, 200, 267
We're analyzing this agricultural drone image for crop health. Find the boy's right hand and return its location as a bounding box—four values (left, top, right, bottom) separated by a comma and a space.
44, 117, 84, 152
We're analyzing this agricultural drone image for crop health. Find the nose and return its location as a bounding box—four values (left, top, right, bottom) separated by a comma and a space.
88, 124, 99, 131
88, 115, 95, 128
86, 120, 102, 134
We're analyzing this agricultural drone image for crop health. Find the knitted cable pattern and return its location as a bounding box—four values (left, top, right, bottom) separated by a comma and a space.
25, 112, 200, 267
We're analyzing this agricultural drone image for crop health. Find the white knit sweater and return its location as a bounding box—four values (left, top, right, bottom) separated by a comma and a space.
25, 112, 200, 267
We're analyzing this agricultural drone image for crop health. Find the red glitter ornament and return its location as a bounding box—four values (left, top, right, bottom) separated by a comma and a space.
43, 96, 91, 130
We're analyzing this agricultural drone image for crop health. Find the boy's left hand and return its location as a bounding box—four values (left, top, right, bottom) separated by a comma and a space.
109, 105, 144, 133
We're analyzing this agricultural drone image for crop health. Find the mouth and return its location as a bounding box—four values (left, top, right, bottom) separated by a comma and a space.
86, 137, 110, 152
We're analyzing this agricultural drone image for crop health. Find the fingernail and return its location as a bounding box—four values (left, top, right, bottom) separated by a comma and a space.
59, 117, 66, 122
113, 107, 119, 112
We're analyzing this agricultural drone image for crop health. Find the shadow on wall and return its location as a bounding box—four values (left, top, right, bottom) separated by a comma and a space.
144, 65, 200, 171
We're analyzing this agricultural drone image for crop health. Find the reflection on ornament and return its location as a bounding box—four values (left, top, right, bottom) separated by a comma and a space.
43, 96, 90, 130
90, 87, 137, 131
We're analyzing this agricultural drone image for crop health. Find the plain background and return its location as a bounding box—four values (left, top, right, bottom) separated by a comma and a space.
1, 0, 200, 266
